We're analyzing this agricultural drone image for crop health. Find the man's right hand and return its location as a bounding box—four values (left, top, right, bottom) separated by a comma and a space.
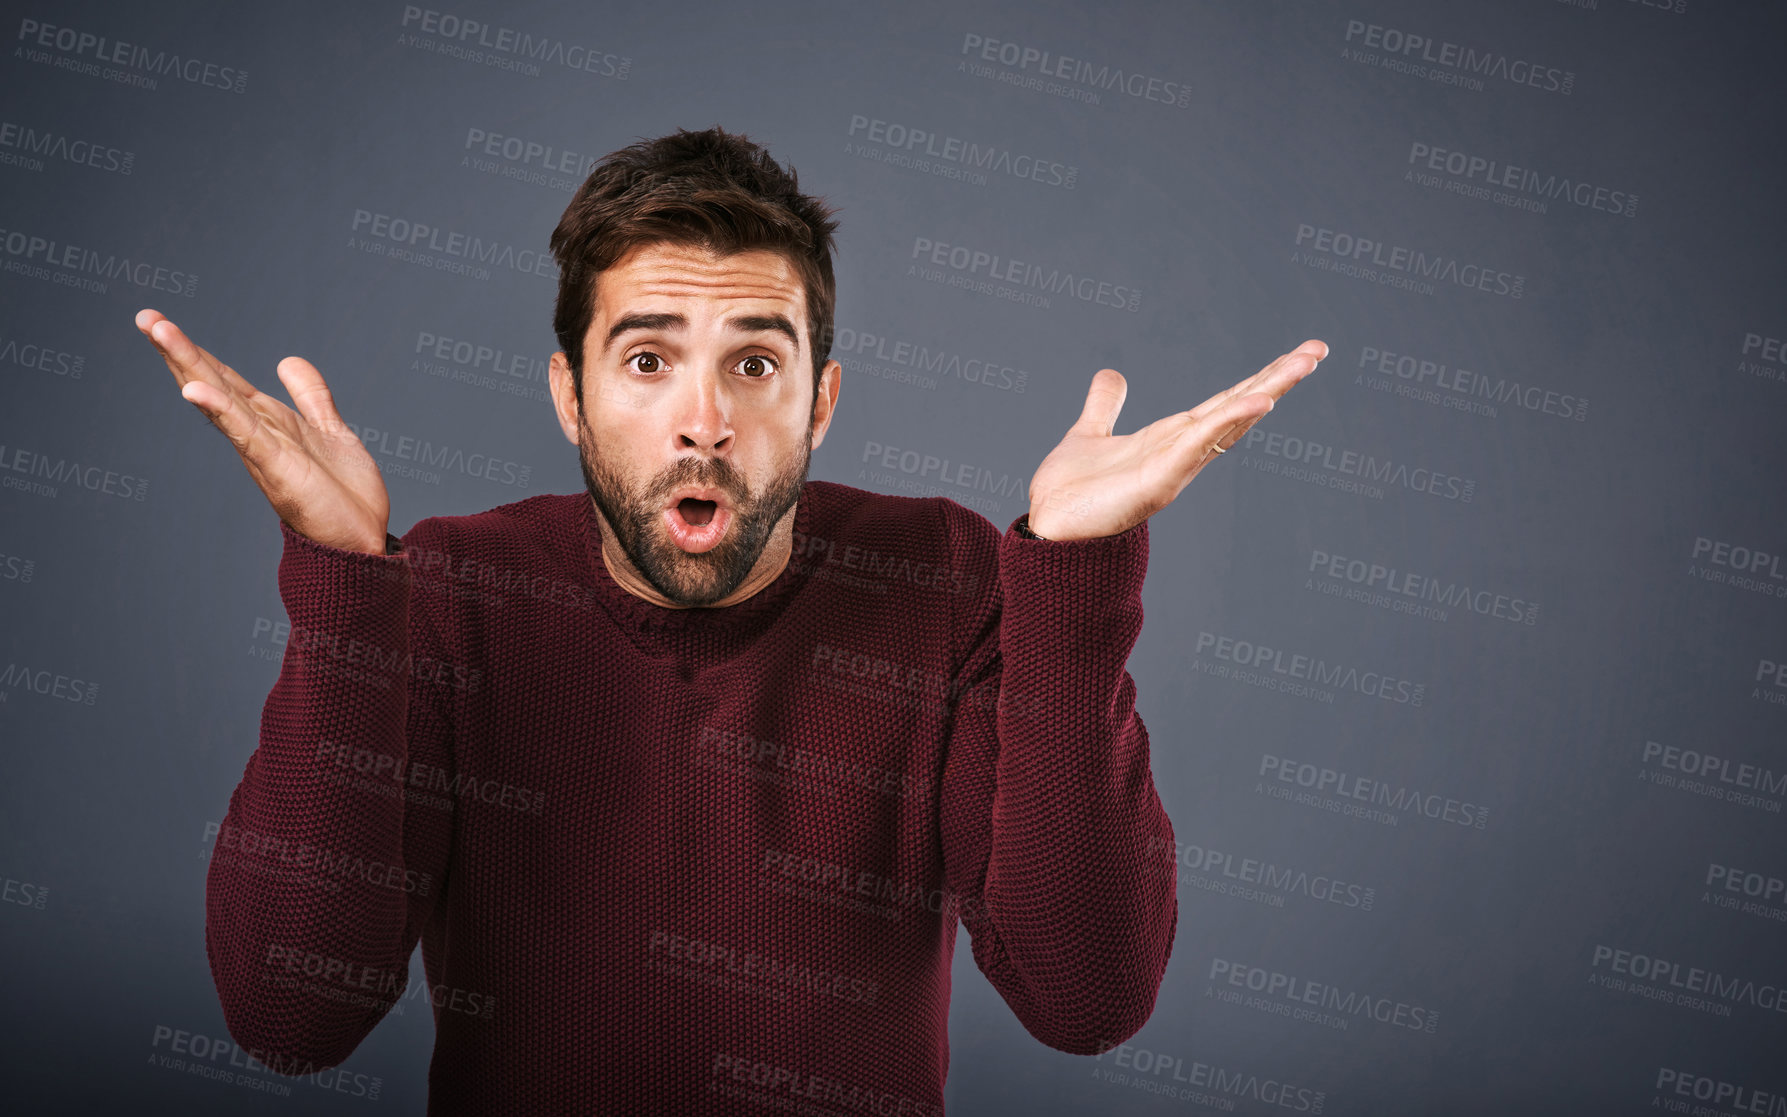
137, 309, 392, 555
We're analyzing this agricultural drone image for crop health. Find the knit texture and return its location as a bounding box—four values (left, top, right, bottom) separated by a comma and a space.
206, 480, 1177, 1114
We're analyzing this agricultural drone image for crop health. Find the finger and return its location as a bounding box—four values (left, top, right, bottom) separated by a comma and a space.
276, 356, 350, 438
142, 314, 260, 402
1189, 343, 1324, 420
1071, 368, 1127, 437
1191, 391, 1273, 460
188, 338, 263, 400
1236, 343, 1322, 400
143, 316, 237, 394
180, 370, 275, 465
1213, 390, 1274, 435
144, 314, 225, 395
1211, 400, 1275, 452
1251, 340, 1326, 400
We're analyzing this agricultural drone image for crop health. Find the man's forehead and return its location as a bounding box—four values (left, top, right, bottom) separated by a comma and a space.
594, 243, 807, 322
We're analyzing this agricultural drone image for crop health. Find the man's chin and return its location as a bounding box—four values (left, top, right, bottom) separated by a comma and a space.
576, 419, 808, 608
634, 523, 759, 607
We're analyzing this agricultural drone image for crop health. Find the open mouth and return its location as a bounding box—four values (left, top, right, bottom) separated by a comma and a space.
676, 498, 717, 526
663, 494, 730, 554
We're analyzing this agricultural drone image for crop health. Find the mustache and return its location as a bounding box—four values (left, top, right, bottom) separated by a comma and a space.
645, 455, 749, 505
578, 417, 750, 507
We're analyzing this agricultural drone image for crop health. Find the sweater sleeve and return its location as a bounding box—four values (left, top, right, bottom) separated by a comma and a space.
204, 517, 460, 1069
936, 499, 1177, 1055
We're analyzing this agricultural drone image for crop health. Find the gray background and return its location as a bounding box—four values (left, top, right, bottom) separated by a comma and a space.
2, 0, 1784, 1113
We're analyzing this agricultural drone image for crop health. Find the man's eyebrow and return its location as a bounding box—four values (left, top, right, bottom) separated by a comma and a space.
602, 311, 800, 350
605, 312, 687, 349
726, 314, 800, 349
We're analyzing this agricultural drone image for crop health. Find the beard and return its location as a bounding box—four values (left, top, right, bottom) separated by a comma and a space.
577, 413, 810, 608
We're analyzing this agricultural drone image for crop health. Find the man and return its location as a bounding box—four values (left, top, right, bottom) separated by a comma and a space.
137, 126, 1324, 1115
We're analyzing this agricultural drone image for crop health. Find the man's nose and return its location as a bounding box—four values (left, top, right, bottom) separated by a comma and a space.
672, 368, 734, 454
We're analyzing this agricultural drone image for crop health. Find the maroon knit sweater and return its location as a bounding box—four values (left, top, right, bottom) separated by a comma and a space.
206, 480, 1177, 1114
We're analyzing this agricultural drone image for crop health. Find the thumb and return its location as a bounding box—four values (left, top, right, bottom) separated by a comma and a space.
1072, 368, 1127, 437
277, 356, 349, 439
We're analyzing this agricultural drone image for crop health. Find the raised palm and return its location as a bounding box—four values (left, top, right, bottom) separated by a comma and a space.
136, 309, 390, 554
1027, 340, 1328, 540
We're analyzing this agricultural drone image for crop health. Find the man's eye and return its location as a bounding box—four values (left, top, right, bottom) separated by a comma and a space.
737, 355, 777, 378
627, 352, 663, 374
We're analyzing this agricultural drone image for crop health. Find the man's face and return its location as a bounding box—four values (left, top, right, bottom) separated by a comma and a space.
549, 241, 840, 608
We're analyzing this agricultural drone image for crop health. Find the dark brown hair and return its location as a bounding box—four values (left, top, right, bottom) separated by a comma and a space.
549, 126, 840, 409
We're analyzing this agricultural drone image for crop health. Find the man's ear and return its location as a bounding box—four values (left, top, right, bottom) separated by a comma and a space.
809, 359, 842, 452
548, 351, 581, 444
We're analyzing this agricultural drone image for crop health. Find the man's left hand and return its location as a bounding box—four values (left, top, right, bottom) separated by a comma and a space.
1025, 339, 1328, 541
